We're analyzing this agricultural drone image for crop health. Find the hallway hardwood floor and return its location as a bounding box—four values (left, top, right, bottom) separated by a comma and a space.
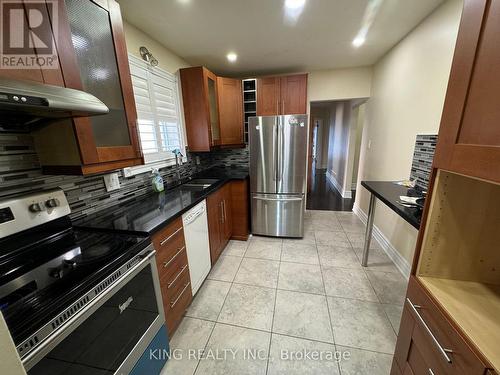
306, 170, 355, 211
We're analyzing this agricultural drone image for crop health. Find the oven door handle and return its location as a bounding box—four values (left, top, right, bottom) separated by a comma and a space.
21, 246, 158, 371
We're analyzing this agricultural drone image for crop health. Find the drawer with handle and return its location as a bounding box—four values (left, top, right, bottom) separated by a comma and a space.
163, 261, 190, 301
157, 246, 188, 284
152, 218, 186, 267
163, 271, 192, 334
405, 277, 486, 375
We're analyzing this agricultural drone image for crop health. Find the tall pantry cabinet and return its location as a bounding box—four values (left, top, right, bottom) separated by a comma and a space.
391, 1, 500, 375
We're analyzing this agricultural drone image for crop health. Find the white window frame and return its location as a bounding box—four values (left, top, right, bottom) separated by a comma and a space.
123, 54, 187, 177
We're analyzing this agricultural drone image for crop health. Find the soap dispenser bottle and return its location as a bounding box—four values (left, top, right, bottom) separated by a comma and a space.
151, 168, 165, 192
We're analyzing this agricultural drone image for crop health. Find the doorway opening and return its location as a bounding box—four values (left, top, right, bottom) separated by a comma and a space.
307, 99, 367, 211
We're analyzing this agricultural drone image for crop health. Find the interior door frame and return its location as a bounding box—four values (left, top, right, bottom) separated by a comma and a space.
307, 113, 314, 193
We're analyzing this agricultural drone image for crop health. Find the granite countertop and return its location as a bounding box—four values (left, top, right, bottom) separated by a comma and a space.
74, 167, 249, 236
361, 181, 425, 230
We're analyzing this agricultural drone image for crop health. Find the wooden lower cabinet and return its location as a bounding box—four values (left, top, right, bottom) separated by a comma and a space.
207, 179, 249, 263
152, 217, 192, 336
221, 184, 233, 247
207, 183, 232, 264
390, 361, 403, 375
207, 189, 223, 264
393, 277, 488, 375
230, 179, 250, 240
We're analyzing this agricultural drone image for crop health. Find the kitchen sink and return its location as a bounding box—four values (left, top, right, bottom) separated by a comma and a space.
182, 178, 220, 189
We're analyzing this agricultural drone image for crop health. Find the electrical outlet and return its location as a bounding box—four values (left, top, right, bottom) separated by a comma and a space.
195, 156, 200, 165
104, 173, 120, 192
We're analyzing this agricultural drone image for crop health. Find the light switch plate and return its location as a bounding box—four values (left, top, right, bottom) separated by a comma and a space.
104, 173, 120, 192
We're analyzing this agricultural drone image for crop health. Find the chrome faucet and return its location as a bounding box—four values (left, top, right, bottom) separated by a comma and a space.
172, 149, 184, 181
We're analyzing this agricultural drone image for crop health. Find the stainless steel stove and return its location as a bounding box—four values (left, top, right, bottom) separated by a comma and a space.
0, 189, 167, 374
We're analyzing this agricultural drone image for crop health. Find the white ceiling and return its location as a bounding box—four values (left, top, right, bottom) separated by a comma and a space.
119, 0, 444, 77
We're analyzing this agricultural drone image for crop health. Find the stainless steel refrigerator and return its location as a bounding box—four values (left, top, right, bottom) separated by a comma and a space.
249, 114, 308, 237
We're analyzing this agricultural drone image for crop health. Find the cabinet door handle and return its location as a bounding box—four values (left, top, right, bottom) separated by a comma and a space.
167, 264, 188, 289
170, 282, 190, 308
282, 99, 285, 114
222, 200, 227, 222
220, 201, 225, 223
276, 99, 279, 114
428, 369, 435, 375
160, 227, 183, 246
163, 246, 185, 268
406, 298, 453, 364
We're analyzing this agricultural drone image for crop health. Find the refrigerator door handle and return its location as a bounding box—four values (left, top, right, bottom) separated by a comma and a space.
280, 119, 285, 183
253, 195, 303, 202
272, 122, 277, 181
277, 118, 282, 186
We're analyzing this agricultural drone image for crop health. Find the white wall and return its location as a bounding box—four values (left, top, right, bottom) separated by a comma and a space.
351, 104, 366, 188
354, 0, 463, 265
123, 21, 190, 74
308, 67, 372, 102
326, 102, 353, 197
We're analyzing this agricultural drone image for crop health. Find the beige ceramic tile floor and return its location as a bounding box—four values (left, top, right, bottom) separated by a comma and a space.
162, 210, 407, 375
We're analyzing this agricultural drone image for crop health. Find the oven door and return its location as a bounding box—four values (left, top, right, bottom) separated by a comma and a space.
25, 246, 166, 375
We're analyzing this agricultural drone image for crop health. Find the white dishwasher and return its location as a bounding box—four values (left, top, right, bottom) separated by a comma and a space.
182, 199, 211, 295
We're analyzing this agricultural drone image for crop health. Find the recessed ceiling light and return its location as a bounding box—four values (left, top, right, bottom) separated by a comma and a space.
352, 35, 365, 48
226, 52, 238, 63
285, 0, 306, 10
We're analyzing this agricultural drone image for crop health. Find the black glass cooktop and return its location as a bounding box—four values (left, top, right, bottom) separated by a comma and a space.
0, 218, 150, 346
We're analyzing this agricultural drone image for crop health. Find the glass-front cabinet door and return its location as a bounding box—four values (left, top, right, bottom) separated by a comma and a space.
205, 70, 220, 146
60, 0, 142, 167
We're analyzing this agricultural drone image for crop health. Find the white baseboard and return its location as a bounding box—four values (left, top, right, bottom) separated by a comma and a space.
352, 204, 411, 279
326, 171, 352, 199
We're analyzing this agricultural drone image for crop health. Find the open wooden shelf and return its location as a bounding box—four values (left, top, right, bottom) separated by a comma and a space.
419, 276, 500, 372
415, 170, 500, 372
417, 170, 500, 284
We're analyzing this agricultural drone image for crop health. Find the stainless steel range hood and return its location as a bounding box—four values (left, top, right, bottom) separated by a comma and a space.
0, 78, 109, 128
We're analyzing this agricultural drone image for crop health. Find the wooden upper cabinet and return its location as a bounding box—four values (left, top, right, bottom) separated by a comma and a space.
257, 77, 280, 116
20, 0, 143, 174
217, 77, 244, 146
257, 74, 307, 116
180, 66, 221, 152
433, 0, 500, 183
0, 1, 65, 86
280, 74, 307, 115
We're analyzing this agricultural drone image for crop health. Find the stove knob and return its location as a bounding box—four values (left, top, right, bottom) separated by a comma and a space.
63, 259, 77, 269
45, 198, 60, 208
29, 202, 46, 213
50, 268, 64, 279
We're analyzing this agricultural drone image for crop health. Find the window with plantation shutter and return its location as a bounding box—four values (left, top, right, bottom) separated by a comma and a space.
129, 55, 185, 164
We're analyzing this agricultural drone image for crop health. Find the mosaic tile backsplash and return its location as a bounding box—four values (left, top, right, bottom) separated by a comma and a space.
0, 133, 249, 221
410, 134, 438, 190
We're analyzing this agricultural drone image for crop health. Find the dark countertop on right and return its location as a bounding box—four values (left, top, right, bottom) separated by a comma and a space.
361, 181, 425, 230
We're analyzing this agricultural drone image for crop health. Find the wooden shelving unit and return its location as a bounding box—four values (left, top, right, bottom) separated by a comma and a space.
242, 79, 257, 144
416, 170, 500, 372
